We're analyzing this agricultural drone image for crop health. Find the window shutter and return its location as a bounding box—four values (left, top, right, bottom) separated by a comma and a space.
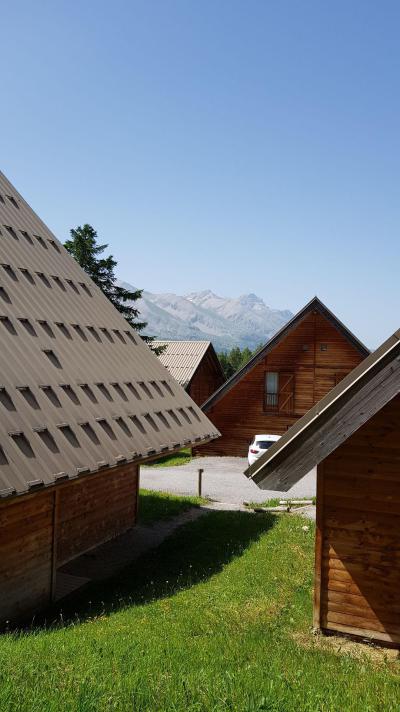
278, 372, 294, 413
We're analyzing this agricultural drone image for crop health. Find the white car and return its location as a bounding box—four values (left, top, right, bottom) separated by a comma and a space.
248, 434, 281, 467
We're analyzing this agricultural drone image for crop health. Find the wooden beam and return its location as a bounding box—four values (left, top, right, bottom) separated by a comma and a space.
313, 462, 324, 630
50, 488, 59, 601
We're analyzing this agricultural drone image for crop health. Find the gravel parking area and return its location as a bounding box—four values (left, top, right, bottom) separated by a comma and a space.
140, 456, 316, 505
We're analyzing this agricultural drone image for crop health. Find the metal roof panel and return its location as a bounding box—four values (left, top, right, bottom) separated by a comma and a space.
0, 172, 220, 497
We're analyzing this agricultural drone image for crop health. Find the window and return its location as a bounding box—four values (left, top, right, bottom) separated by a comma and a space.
265, 372, 279, 409
320, 343, 328, 351
264, 371, 294, 414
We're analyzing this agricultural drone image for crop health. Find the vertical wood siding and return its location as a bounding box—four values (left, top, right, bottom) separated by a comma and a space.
199, 311, 365, 456
317, 395, 400, 646
188, 348, 225, 406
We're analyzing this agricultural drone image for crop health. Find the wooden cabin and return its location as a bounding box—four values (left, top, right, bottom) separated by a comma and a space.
197, 298, 369, 457
245, 330, 400, 648
154, 340, 225, 406
0, 170, 219, 625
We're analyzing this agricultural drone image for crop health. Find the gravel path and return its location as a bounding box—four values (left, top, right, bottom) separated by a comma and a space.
140, 456, 316, 504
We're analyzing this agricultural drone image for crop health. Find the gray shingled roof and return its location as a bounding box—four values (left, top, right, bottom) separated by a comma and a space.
153, 341, 217, 388
0, 171, 219, 498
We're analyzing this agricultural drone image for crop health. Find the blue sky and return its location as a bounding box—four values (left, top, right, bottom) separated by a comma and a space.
1, 1, 399, 348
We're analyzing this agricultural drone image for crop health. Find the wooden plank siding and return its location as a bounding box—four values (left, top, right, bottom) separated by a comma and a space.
199, 311, 365, 457
188, 347, 225, 406
0, 462, 139, 624
0, 490, 54, 623
316, 395, 400, 646
56, 463, 138, 566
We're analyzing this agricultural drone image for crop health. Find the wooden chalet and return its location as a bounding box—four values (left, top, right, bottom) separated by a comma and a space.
154, 340, 225, 406
245, 330, 400, 647
197, 298, 369, 457
0, 171, 219, 624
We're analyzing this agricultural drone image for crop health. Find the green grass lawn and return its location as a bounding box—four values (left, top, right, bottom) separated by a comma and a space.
138, 488, 206, 525
144, 447, 192, 468
246, 496, 317, 508
0, 511, 398, 711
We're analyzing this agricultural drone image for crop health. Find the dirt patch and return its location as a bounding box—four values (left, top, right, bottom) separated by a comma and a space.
293, 630, 400, 667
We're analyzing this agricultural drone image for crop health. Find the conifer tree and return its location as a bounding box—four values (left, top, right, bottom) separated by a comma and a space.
65, 224, 163, 353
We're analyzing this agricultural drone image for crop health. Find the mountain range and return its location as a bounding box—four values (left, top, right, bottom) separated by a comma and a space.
120, 282, 293, 352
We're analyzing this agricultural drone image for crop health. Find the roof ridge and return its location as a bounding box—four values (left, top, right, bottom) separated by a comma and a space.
201, 296, 369, 411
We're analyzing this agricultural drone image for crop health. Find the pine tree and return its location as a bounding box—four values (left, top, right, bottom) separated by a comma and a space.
217, 345, 258, 380
64, 224, 163, 353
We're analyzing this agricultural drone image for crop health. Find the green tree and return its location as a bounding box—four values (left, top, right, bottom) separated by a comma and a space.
218, 345, 259, 380
64, 224, 163, 353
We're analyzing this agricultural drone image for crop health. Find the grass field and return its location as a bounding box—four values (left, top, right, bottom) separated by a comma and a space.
138, 488, 206, 525
0, 505, 398, 711
246, 496, 317, 508
145, 447, 192, 468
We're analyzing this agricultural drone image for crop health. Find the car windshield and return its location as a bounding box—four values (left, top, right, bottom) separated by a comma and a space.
255, 440, 275, 449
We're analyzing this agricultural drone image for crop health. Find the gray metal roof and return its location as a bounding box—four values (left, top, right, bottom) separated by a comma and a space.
202, 296, 370, 411
0, 171, 220, 498
154, 340, 218, 388
245, 329, 400, 490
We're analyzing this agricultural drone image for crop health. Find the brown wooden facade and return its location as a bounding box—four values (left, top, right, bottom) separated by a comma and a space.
0, 462, 138, 624
245, 329, 400, 647
315, 396, 400, 646
187, 345, 225, 406
0, 169, 219, 627
199, 300, 368, 457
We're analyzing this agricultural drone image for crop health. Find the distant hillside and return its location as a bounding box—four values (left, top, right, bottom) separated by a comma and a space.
120, 283, 293, 352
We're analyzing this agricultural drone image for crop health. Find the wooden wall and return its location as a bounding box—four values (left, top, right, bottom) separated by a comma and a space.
0, 490, 54, 623
0, 462, 139, 624
188, 347, 225, 406
199, 311, 364, 456
56, 462, 138, 566
315, 394, 400, 646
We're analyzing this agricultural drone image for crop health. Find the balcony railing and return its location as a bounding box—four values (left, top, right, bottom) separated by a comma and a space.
265, 393, 278, 408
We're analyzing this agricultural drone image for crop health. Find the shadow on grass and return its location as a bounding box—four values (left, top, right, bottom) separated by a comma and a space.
23, 510, 278, 633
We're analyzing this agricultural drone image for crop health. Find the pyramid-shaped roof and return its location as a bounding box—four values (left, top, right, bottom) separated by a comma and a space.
0, 171, 219, 498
